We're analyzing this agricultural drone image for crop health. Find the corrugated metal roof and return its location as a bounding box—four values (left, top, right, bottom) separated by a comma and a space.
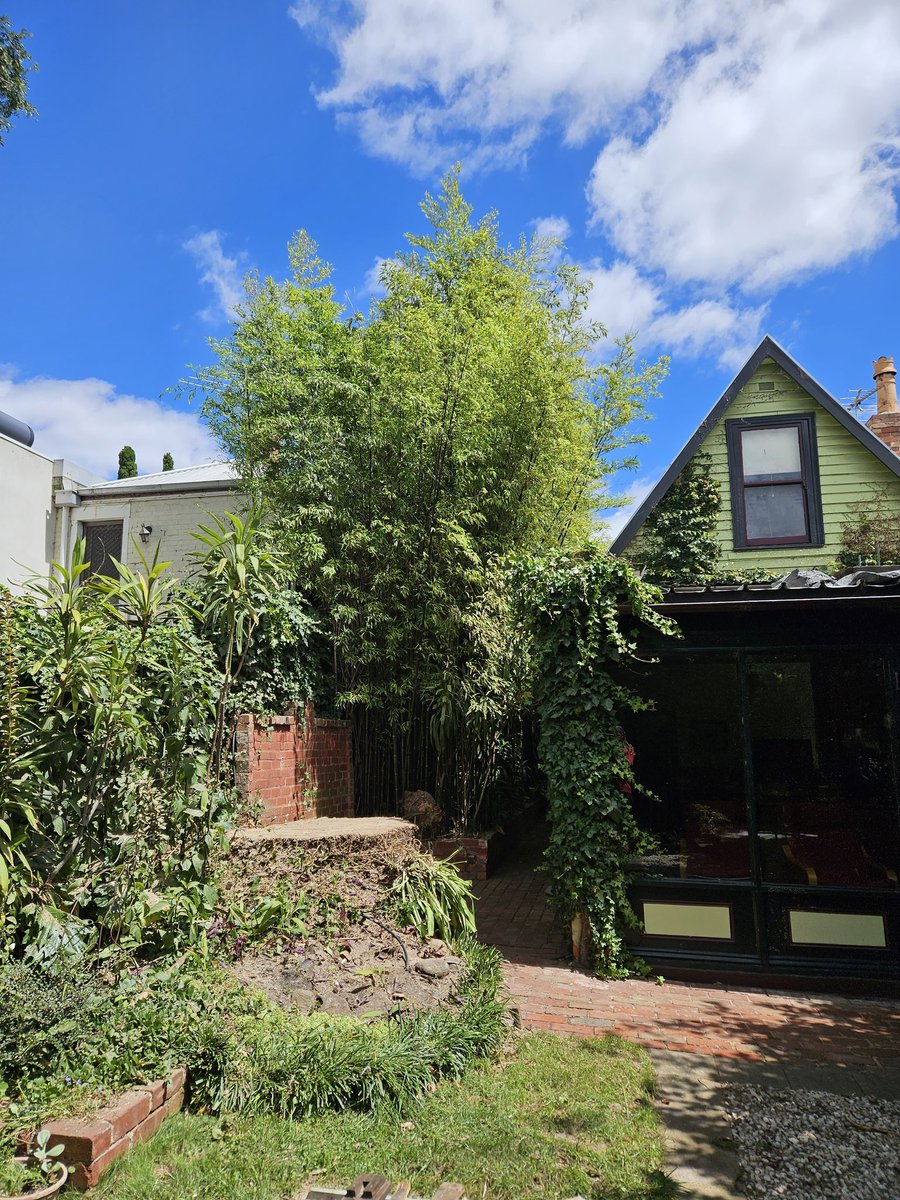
660, 568, 900, 594
644, 567, 900, 610
78, 461, 240, 498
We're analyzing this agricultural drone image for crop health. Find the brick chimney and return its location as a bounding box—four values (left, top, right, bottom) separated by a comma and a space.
866, 356, 900, 456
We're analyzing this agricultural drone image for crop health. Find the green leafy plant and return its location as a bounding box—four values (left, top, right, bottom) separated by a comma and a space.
639, 451, 721, 583
515, 546, 676, 977
190, 506, 287, 783
189, 170, 668, 824
117, 445, 138, 479
839, 484, 900, 566
0, 16, 37, 146
0, 512, 286, 961
390, 855, 476, 942
188, 940, 506, 1118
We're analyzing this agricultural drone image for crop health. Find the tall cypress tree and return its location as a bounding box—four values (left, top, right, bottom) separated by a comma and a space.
117, 446, 137, 479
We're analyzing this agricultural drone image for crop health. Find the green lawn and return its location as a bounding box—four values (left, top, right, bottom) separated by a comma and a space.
96, 1033, 676, 1200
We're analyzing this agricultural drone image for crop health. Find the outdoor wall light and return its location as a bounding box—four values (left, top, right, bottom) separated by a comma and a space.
139, 524, 153, 544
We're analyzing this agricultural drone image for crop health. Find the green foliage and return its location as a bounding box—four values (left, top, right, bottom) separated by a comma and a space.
515, 546, 676, 976
390, 854, 477, 942
162, 452, 174, 472
0, 960, 205, 1157
0, 519, 285, 961
117, 445, 138, 479
640, 452, 721, 583
189, 170, 667, 824
218, 586, 324, 719
189, 506, 289, 783
188, 941, 506, 1119
839, 484, 900, 566
0, 15, 36, 145
94, 1033, 674, 1200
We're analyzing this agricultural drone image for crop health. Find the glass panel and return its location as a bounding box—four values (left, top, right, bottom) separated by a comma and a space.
626, 656, 750, 880
741, 425, 801, 481
744, 483, 807, 541
748, 653, 900, 888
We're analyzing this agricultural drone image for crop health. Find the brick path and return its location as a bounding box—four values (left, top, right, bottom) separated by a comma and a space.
475, 830, 900, 1067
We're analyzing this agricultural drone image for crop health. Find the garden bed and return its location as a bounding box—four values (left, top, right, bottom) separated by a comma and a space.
229, 930, 464, 1019
221, 816, 467, 1016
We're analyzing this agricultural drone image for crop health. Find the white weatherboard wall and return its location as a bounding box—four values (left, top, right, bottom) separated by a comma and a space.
0, 432, 55, 587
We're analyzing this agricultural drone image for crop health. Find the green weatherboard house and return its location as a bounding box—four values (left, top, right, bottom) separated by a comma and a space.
612, 336, 900, 986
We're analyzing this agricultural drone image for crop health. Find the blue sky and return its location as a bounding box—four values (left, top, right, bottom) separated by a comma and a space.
2, 2, 900, 531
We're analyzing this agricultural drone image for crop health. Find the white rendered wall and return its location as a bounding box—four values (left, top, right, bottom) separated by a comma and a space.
0, 433, 55, 588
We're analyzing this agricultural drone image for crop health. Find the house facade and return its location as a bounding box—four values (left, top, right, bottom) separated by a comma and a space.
67, 462, 241, 581
0, 409, 241, 589
613, 338, 900, 985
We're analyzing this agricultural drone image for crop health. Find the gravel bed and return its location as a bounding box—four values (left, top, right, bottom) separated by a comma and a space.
724, 1084, 900, 1200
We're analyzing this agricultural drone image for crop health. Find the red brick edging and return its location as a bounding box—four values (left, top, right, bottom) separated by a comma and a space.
20, 1067, 185, 1190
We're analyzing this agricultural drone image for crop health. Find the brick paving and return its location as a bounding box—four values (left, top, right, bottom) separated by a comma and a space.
475, 830, 900, 1067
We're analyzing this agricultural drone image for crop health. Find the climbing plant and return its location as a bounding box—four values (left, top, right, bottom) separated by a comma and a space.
515, 547, 676, 977
639, 452, 720, 583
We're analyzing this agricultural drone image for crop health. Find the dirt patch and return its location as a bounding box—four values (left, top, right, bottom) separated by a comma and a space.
219, 817, 467, 1018
229, 929, 464, 1018
221, 819, 421, 917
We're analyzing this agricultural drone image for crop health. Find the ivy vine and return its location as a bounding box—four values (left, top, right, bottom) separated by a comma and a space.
515, 548, 676, 977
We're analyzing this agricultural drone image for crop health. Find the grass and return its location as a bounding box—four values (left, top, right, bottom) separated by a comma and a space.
96, 1033, 676, 1200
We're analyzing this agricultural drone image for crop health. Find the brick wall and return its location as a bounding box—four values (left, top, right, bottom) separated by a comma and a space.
867, 412, 900, 457
23, 1067, 185, 1190
234, 704, 353, 824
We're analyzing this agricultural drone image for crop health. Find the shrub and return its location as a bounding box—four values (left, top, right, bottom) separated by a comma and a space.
390, 855, 477, 942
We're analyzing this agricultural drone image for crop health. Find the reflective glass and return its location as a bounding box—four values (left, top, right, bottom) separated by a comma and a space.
741, 425, 801, 481
748, 653, 899, 888
627, 656, 750, 880
744, 483, 807, 541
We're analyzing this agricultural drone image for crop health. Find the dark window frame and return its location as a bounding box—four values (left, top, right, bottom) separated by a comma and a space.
725, 413, 824, 550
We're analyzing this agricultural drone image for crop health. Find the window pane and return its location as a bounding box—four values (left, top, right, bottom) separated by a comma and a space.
83, 522, 123, 579
625, 656, 750, 881
741, 425, 801, 481
748, 653, 898, 888
744, 484, 807, 541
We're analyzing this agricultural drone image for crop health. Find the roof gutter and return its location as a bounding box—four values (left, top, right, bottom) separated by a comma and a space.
77, 479, 240, 500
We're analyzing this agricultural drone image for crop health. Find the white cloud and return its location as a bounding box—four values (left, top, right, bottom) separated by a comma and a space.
581, 259, 766, 366
0, 372, 218, 479
294, 0, 900, 302
582, 260, 662, 339
600, 474, 659, 541
531, 215, 571, 244
293, 1, 731, 169
183, 230, 245, 323
362, 255, 390, 297
588, 2, 900, 291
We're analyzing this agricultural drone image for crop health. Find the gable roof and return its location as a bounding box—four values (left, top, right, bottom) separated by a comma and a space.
610, 335, 900, 554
